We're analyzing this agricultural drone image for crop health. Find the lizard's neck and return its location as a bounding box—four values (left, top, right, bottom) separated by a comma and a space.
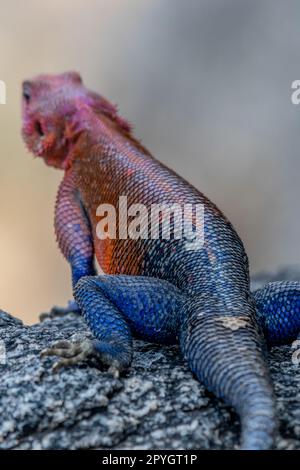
63, 105, 152, 171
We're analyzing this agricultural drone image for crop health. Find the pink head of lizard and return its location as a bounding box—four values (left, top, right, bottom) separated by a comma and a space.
22, 71, 131, 169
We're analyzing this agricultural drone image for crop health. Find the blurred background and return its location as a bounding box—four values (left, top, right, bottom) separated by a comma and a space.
0, 0, 300, 324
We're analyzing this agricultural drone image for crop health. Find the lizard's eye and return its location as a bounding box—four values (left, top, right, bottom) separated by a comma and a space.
22, 82, 31, 104
35, 120, 44, 137
23, 91, 30, 103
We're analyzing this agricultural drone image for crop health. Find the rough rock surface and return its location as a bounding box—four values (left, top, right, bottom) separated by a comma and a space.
0, 267, 300, 450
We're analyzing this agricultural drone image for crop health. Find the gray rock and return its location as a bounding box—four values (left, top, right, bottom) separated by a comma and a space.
0, 267, 300, 450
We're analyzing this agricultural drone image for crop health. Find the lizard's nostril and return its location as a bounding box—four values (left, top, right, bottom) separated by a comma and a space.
22, 81, 31, 103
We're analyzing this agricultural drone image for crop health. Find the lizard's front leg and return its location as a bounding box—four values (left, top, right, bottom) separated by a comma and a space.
45, 170, 96, 319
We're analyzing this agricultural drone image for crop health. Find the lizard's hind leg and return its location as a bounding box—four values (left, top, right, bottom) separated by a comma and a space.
41, 275, 183, 375
253, 281, 300, 346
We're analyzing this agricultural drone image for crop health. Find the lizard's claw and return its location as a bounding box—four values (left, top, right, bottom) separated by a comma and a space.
41, 339, 94, 373
40, 339, 121, 377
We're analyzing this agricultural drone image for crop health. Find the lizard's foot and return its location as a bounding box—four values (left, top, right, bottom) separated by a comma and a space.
40, 300, 81, 321
40, 339, 125, 377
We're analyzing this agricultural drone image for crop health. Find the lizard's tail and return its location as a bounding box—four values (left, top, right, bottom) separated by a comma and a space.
180, 301, 276, 449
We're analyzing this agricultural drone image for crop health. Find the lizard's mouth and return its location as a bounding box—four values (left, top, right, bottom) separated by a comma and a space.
21, 82, 74, 169
21, 89, 54, 159
22, 115, 70, 169
22, 117, 50, 156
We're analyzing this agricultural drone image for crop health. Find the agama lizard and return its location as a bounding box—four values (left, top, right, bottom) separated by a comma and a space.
21, 72, 300, 450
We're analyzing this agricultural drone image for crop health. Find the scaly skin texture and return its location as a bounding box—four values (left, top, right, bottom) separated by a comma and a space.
22, 72, 300, 450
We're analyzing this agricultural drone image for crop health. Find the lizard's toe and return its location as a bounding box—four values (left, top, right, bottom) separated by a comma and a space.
41, 337, 129, 376
41, 339, 95, 372
40, 300, 81, 321
107, 361, 122, 378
